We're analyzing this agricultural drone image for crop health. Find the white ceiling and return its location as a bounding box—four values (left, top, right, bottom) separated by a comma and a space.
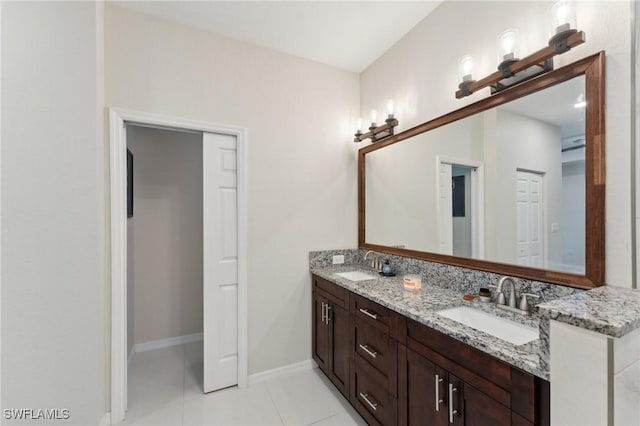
500, 75, 586, 149
112, 1, 442, 73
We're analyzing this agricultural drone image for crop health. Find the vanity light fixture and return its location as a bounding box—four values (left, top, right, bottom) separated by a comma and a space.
354, 100, 399, 143
455, 0, 583, 99
458, 55, 476, 97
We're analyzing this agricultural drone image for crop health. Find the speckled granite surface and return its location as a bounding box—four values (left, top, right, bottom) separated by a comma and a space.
310, 249, 581, 303
537, 286, 640, 338
311, 263, 550, 380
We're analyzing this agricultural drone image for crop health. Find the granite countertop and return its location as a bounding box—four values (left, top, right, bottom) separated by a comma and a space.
537, 285, 640, 338
311, 264, 549, 380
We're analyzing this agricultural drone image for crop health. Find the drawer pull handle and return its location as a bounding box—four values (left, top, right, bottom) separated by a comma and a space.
321, 302, 326, 324
359, 308, 378, 320
448, 383, 458, 423
325, 305, 331, 324
435, 374, 443, 411
358, 344, 378, 359
359, 392, 378, 411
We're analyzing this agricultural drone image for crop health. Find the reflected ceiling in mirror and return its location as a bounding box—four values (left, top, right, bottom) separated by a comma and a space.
359, 53, 605, 289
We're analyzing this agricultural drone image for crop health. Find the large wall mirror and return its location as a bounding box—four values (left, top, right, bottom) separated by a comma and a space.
359, 52, 605, 289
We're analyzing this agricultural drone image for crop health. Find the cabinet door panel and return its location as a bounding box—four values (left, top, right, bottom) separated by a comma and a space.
461, 381, 511, 426
329, 303, 350, 396
405, 349, 447, 426
313, 292, 329, 371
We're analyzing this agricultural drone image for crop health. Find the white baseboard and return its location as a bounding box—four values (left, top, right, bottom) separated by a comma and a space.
248, 359, 316, 386
135, 332, 203, 353
99, 412, 111, 426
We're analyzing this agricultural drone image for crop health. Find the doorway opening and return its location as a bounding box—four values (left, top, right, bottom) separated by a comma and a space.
110, 109, 248, 424
437, 157, 485, 259
125, 124, 204, 422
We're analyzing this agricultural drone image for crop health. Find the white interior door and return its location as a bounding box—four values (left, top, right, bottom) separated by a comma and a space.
437, 162, 453, 255
516, 170, 544, 267
203, 132, 238, 393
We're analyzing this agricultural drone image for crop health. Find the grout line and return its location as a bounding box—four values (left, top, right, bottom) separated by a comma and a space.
264, 380, 286, 426
305, 412, 346, 426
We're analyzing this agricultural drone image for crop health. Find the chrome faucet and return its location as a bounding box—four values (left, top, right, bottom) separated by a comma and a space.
363, 251, 381, 271
493, 276, 540, 315
497, 276, 517, 308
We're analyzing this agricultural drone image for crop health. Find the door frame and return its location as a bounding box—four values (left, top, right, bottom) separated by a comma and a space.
436, 156, 485, 259
109, 108, 248, 424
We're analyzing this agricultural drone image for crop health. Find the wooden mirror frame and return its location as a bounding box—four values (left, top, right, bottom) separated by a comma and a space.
358, 52, 605, 289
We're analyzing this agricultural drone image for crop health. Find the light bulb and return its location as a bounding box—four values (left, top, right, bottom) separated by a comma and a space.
458, 55, 475, 82
386, 100, 394, 118
370, 109, 378, 125
356, 117, 363, 132
497, 29, 519, 63
550, 0, 576, 35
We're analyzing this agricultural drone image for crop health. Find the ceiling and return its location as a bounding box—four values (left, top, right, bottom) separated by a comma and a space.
112, 1, 442, 73
499, 75, 586, 149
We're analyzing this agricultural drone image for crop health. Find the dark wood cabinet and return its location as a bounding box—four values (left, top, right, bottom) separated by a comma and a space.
311, 274, 549, 426
401, 346, 511, 426
312, 276, 350, 397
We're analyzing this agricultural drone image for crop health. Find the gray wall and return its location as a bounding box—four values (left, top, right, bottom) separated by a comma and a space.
1, 2, 105, 424
127, 126, 203, 347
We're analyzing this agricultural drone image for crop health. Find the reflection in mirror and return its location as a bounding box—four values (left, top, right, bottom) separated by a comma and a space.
365, 76, 585, 274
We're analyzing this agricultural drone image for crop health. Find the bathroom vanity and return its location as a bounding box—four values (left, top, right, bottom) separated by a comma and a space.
311, 266, 550, 426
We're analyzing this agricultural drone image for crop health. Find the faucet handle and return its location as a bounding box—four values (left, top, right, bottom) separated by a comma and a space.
519, 293, 540, 312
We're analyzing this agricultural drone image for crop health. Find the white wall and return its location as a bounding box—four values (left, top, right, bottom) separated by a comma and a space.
1, 2, 105, 425
127, 125, 204, 345
361, 0, 633, 287
105, 4, 360, 375
365, 114, 484, 251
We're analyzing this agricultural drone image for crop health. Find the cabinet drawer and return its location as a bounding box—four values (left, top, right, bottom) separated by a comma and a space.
313, 275, 348, 308
354, 318, 397, 394
352, 294, 390, 334
351, 361, 396, 426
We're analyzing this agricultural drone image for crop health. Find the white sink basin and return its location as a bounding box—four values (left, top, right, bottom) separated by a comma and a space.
436, 306, 538, 346
334, 271, 377, 282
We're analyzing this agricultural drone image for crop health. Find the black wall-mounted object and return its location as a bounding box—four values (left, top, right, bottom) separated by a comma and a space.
127, 149, 133, 218
452, 175, 465, 217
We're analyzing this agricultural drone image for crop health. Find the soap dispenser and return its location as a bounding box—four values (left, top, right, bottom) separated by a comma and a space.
382, 260, 392, 275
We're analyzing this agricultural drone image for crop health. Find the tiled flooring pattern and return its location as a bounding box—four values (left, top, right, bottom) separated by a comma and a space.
117, 342, 366, 426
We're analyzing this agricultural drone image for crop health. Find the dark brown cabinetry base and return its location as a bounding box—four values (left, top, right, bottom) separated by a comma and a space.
311, 274, 550, 426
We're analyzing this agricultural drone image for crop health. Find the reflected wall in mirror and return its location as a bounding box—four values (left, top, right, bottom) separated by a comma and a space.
359, 53, 604, 289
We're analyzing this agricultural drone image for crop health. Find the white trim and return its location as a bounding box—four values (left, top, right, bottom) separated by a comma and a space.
109, 108, 249, 424
135, 332, 203, 353
109, 109, 127, 424
98, 412, 111, 426
248, 359, 316, 386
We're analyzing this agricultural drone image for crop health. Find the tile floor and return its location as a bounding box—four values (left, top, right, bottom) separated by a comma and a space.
117, 342, 366, 426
